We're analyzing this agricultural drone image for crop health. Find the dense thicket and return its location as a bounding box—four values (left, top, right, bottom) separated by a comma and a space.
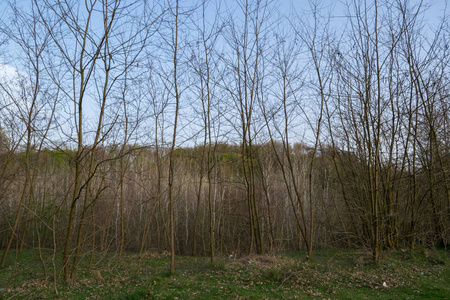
0, 0, 448, 281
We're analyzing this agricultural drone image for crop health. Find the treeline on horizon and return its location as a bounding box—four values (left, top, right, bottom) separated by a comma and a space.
0, 0, 449, 282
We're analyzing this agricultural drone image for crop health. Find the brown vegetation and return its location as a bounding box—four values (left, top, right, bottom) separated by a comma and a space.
0, 0, 448, 282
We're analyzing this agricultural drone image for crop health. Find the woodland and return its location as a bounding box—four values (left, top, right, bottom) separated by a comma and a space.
0, 0, 449, 288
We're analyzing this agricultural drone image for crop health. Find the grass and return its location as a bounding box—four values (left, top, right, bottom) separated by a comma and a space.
0, 246, 449, 299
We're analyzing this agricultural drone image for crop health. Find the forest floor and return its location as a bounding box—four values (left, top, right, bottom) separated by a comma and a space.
0, 246, 449, 299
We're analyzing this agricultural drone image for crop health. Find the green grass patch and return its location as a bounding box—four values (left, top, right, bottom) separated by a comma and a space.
0, 247, 449, 299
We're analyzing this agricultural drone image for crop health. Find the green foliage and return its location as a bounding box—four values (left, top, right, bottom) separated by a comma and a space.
46, 149, 73, 167
218, 152, 237, 163
173, 147, 188, 158
265, 267, 281, 281
1, 248, 449, 299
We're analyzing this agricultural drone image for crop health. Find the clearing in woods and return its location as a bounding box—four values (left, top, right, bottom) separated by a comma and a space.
0, 247, 449, 299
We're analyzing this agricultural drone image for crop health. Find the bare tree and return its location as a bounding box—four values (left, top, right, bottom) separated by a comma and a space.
0, 0, 55, 267
189, 0, 223, 265
34, 0, 152, 281
222, 0, 270, 255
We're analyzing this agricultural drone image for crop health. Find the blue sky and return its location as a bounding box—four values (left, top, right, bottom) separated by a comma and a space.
0, 0, 448, 148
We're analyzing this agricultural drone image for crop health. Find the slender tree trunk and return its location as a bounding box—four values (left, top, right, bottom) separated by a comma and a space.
168, 0, 180, 275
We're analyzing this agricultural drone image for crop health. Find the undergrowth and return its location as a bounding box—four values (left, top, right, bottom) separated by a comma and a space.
0, 247, 448, 299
